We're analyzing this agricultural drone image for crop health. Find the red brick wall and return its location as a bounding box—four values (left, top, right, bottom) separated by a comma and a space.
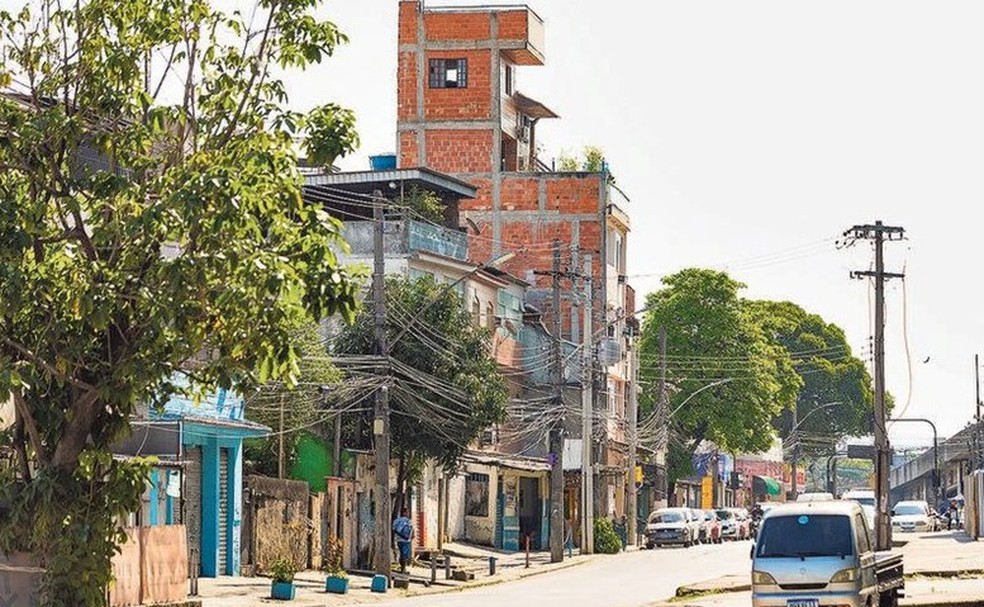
424, 12, 492, 41
398, 1, 419, 44
423, 50, 492, 120
458, 176, 493, 212
497, 10, 529, 40
500, 178, 539, 211
545, 177, 601, 214
397, 51, 418, 121
399, 131, 419, 167
425, 129, 493, 173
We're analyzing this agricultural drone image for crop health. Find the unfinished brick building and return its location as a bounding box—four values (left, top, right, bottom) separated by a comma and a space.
395, 1, 638, 526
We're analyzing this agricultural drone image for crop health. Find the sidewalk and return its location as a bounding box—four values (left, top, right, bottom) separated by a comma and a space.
194, 542, 599, 607
668, 530, 984, 607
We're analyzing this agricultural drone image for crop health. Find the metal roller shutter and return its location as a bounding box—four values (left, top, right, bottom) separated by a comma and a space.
218, 448, 228, 575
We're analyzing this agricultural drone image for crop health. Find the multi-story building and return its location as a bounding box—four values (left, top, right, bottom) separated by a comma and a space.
303, 166, 555, 553
395, 0, 637, 528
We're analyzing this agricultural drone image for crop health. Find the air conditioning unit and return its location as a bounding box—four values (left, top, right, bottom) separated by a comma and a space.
517, 124, 530, 143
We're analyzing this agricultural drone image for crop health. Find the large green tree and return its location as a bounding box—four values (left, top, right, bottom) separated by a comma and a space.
638, 269, 801, 486
0, 1, 359, 604
746, 300, 877, 456
333, 275, 508, 514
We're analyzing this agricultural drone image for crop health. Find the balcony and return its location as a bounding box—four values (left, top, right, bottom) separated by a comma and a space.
340, 218, 468, 262
407, 219, 468, 260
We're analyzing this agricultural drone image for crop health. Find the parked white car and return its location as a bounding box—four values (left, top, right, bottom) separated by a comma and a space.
891, 499, 937, 533
644, 507, 695, 548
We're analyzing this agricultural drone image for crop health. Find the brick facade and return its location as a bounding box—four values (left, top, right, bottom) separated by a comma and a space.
396, 0, 635, 525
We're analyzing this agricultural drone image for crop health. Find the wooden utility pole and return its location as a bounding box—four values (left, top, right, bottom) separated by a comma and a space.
581, 256, 594, 554
846, 220, 905, 552
549, 239, 565, 563
372, 189, 392, 577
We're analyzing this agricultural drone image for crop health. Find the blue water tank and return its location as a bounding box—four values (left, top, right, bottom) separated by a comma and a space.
369, 154, 397, 171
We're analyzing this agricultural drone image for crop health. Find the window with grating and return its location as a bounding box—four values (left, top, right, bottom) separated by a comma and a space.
429, 58, 468, 88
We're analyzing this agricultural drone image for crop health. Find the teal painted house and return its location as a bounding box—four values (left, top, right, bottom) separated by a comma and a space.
115, 384, 269, 577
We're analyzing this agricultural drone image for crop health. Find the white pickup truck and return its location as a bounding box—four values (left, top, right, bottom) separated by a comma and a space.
751, 500, 904, 607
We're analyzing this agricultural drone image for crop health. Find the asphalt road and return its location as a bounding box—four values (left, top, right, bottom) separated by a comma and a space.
371, 539, 753, 607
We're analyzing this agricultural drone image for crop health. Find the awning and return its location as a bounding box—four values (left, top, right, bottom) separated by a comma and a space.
753, 475, 782, 496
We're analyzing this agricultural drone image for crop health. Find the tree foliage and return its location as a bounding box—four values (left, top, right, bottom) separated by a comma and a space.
638, 269, 801, 484
557, 145, 617, 184
244, 320, 341, 478
0, 1, 360, 604
396, 185, 446, 223
745, 300, 877, 455
332, 275, 508, 506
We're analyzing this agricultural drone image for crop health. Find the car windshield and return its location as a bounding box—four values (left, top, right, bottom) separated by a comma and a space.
704, 512, 716, 521
650, 511, 685, 523
894, 504, 925, 516
715, 509, 733, 520
756, 514, 854, 558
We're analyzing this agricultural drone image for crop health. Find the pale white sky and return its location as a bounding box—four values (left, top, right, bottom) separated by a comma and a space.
284, 1, 984, 446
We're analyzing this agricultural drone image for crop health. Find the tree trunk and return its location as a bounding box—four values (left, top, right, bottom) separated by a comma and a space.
50, 392, 100, 471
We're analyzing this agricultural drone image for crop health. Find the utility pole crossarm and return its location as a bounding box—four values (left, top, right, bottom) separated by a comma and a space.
850, 270, 905, 280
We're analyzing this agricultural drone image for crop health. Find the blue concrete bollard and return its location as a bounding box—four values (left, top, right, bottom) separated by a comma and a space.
371, 574, 388, 593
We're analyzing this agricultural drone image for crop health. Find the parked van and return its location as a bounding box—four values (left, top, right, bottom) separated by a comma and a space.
796, 491, 835, 502
751, 500, 902, 607
841, 488, 876, 507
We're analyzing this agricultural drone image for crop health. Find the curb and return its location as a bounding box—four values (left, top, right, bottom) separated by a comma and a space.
676, 584, 750, 598
675, 570, 984, 599
902, 601, 984, 607
403, 554, 598, 597
907, 569, 984, 578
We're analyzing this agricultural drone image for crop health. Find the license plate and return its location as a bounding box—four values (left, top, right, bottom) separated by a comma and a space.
787, 600, 818, 607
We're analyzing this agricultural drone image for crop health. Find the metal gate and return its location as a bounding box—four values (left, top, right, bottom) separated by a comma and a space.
218, 448, 228, 575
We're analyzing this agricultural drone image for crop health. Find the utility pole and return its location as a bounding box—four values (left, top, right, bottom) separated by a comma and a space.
581, 256, 594, 554
658, 326, 668, 505
790, 406, 798, 500
626, 322, 639, 545
372, 189, 392, 578
976, 354, 981, 469
549, 239, 565, 563
846, 220, 905, 552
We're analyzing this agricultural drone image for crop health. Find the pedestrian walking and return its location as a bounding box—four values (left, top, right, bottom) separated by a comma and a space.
393, 507, 414, 573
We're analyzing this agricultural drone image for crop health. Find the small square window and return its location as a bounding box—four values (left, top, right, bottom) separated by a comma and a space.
429, 58, 468, 89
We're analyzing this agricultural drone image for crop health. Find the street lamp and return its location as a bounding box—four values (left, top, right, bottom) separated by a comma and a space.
887, 417, 940, 498
786, 401, 843, 498
668, 378, 736, 418
388, 251, 516, 349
